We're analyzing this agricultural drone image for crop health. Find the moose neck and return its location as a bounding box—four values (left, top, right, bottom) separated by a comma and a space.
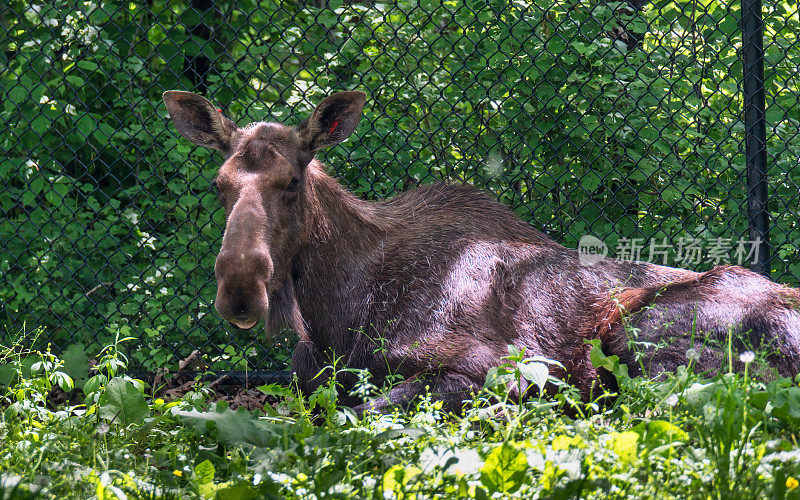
291, 162, 387, 347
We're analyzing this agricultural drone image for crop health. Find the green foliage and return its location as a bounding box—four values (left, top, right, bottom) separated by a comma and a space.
2, 336, 800, 498
479, 443, 529, 493
98, 377, 150, 425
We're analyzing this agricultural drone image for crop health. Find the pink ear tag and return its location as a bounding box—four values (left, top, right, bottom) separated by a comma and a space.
217, 108, 222, 114
329, 120, 339, 134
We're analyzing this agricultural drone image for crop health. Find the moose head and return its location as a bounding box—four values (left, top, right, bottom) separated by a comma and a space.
163, 90, 368, 329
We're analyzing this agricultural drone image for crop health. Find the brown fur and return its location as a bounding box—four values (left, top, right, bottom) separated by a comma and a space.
163, 90, 800, 413
582, 274, 704, 342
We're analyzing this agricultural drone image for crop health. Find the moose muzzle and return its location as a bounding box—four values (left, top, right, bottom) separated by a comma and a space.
213, 192, 274, 329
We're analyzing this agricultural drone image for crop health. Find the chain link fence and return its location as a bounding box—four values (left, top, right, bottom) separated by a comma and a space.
1, 0, 799, 374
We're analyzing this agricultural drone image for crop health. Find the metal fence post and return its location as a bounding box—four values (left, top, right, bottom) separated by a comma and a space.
741, 0, 770, 277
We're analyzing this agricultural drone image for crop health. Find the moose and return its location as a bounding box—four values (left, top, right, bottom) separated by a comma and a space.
163, 90, 800, 413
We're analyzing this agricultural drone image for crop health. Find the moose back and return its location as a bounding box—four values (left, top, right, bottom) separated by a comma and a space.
163, 90, 800, 413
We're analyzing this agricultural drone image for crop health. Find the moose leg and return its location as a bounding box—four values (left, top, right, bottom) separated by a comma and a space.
352, 372, 481, 415
598, 266, 800, 378
291, 341, 329, 397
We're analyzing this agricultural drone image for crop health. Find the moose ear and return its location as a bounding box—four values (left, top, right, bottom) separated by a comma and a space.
162, 90, 237, 152
298, 91, 367, 152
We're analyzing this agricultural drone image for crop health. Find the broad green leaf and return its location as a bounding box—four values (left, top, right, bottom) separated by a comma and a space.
84, 374, 107, 396
632, 420, 688, 448
382, 464, 422, 494
213, 480, 259, 500
176, 405, 292, 448
98, 377, 150, 425
518, 361, 549, 393
65, 75, 85, 87
480, 443, 528, 493
194, 460, 215, 485
609, 431, 640, 466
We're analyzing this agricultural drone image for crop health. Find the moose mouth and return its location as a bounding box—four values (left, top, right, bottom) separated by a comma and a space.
231, 319, 258, 330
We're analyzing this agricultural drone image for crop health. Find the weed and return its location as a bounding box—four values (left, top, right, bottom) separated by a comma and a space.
2, 328, 800, 498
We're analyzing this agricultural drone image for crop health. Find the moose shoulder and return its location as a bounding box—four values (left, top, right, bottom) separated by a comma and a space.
163, 90, 800, 413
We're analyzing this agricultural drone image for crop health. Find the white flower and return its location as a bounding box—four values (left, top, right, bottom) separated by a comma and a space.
138, 232, 157, 250
123, 211, 139, 225
685, 348, 700, 361
65, 104, 77, 115
664, 394, 679, 407
24, 159, 39, 178
739, 351, 756, 364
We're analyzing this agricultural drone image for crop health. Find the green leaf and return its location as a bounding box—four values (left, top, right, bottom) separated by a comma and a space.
587, 338, 630, 383
76, 60, 98, 71
256, 383, 294, 399
8, 84, 27, 105
65, 75, 85, 87
31, 115, 50, 135
608, 431, 640, 466
518, 361, 549, 393
480, 443, 528, 493
751, 381, 800, 427
194, 459, 215, 485
176, 405, 291, 448
76, 115, 95, 139
83, 373, 107, 396
631, 420, 688, 448
120, 303, 139, 316
314, 465, 346, 494
0, 157, 23, 177
93, 123, 116, 142
382, 464, 422, 494
98, 377, 150, 425
214, 480, 259, 499
0, 363, 15, 387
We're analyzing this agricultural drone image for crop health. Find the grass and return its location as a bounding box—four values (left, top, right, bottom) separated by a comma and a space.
2, 328, 800, 499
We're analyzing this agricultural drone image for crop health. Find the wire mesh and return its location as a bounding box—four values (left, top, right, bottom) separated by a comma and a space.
1, 0, 798, 373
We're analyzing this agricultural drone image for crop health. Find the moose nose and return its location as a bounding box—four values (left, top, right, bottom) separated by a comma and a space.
227, 295, 261, 329
214, 283, 269, 330
214, 250, 273, 329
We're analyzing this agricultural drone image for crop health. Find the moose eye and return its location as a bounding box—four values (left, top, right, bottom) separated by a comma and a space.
286, 177, 300, 192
